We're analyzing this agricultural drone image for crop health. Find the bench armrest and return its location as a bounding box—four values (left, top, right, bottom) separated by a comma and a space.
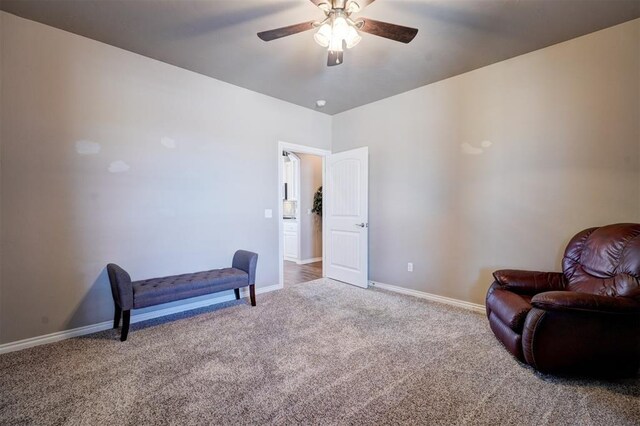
532, 291, 640, 314
107, 263, 133, 310
232, 250, 258, 285
493, 269, 567, 295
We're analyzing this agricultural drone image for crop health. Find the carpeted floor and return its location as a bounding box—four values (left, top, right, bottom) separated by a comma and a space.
1, 279, 638, 425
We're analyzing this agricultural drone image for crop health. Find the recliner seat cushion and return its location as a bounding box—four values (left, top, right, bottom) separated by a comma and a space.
486, 287, 532, 332
133, 268, 248, 308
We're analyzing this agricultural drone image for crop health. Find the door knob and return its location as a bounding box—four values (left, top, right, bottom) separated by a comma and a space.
355, 223, 368, 228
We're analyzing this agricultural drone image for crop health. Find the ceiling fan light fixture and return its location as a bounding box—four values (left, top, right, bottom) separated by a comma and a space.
332, 16, 349, 40
318, 2, 331, 13
344, 26, 362, 49
347, 1, 361, 14
328, 35, 344, 53
257, 0, 419, 67
314, 23, 332, 47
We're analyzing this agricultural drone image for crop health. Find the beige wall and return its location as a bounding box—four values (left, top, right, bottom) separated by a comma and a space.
332, 19, 640, 305
0, 12, 331, 344
1, 11, 639, 345
297, 153, 323, 261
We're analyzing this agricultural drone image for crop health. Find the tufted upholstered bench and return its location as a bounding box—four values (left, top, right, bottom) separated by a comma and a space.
107, 250, 258, 341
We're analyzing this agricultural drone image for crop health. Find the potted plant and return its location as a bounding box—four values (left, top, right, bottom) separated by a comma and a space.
311, 186, 322, 216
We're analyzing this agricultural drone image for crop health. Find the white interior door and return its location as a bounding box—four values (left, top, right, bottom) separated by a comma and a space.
325, 147, 368, 288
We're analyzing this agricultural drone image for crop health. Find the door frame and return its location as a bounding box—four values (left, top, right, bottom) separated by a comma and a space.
282, 152, 301, 263
277, 141, 331, 288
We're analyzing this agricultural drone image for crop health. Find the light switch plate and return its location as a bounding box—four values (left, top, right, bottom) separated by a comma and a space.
264, 209, 273, 218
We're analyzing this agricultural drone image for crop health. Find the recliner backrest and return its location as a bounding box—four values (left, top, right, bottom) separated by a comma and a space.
562, 223, 640, 299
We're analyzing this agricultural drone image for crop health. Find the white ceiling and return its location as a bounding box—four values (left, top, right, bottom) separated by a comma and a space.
2, 0, 639, 114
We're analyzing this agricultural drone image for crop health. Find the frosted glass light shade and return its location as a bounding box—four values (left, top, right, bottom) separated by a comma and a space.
315, 15, 361, 53
328, 35, 343, 52
332, 16, 349, 40
314, 23, 332, 47
344, 26, 362, 49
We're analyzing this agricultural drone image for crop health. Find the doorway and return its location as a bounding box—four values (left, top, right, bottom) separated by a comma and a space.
278, 142, 330, 287
277, 142, 370, 289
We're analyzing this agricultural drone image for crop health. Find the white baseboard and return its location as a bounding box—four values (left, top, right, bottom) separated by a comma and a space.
369, 281, 485, 314
284, 256, 298, 262
0, 320, 116, 356
296, 257, 322, 265
0, 283, 282, 355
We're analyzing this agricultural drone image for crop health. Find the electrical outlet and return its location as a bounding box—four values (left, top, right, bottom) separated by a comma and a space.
264, 209, 272, 218
407, 262, 413, 272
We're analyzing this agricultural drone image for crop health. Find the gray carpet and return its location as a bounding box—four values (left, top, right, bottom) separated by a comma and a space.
1, 279, 638, 425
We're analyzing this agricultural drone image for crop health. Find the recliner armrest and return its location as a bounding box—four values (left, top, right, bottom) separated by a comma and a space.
493, 270, 567, 294
532, 291, 640, 314
232, 250, 258, 285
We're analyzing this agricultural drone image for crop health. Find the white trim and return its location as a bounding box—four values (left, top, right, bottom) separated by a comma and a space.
0, 284, 282, 355
278, 141, 330, 289
288, 152, 302, 260
279, 142, 331, 157
0, 321, 115, 355
321, 155, 326, 278
296, 257, 322, 265
369, 281, 485, 313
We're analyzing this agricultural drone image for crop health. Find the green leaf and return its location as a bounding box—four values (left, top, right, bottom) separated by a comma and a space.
311, 186, 322, 216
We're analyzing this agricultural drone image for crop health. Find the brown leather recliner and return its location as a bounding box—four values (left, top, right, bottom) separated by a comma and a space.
486, 223, 640, 376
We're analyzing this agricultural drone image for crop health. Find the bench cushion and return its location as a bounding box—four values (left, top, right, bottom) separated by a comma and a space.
132, 268, 248, 308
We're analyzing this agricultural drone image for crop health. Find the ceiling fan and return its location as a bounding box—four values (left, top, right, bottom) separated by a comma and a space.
257, 0, 418, 66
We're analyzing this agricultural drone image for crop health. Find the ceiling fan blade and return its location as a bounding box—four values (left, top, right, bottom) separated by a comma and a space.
257, 21, 316, 41
359, 18, 418, 43
327, 50, 344, 66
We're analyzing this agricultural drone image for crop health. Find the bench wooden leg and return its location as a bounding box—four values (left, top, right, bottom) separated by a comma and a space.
234, 288, 240, 300
121, 310, 131, 342
249, 284, 256, 307
113, 305, 122, 329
